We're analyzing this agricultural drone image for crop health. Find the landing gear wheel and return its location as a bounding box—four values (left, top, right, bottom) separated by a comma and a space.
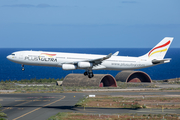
84, 71, 88, 76
88, 72, 94, 78
21, 65, 25, 71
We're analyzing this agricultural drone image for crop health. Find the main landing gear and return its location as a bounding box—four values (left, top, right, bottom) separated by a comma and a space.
84, 70, 94, 78
21, 64, 25, 71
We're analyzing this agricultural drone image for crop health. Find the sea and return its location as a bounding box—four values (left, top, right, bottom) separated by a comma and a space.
0, 48, 180, 81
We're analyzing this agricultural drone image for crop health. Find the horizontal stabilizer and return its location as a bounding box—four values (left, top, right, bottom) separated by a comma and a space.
152, 58, 171, 64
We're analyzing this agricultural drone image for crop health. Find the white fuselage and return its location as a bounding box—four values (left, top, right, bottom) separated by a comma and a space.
7, 51, 154, 71
6, 37, 173, 78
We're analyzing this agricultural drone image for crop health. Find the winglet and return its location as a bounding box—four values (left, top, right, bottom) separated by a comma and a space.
113, 51, 119, 56
103, 53, 112, 60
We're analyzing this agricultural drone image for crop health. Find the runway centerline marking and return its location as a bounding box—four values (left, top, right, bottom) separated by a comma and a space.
15, 100, 50, 102
12, 95, 66, 120
1, 98, 37, 112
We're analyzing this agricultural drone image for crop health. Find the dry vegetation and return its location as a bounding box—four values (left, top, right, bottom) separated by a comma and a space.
75, 95, 180, 109
0, 78, 161, 94
0, 105, 7, 120
48, 112, 180, 120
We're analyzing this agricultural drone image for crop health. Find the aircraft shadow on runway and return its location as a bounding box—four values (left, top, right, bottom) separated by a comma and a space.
2, 105, 141, 111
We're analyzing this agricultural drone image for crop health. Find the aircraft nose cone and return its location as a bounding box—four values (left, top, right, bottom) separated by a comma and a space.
7, 55, 12, 60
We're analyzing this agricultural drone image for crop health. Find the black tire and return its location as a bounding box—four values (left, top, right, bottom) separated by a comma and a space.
88, 72, 94, 78
84, 71, 88, 76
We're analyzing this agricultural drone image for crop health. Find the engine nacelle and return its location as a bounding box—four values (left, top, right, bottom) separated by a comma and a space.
78, 62, 93, 68
62, 64, 76, 70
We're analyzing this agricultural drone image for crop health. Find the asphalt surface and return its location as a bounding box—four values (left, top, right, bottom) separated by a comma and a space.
1, 91, 180, 120
0, 93, 86, 120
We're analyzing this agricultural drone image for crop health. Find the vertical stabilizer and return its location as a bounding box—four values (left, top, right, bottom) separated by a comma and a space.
140, 37, 173, 60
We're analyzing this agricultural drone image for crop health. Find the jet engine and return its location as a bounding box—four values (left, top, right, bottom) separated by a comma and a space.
62, 64, 76, 70
78, 62, 93, 68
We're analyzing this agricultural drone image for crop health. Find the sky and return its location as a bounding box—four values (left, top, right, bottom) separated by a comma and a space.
0, 0, 180, 48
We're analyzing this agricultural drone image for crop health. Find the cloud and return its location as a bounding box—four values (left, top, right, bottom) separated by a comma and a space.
2, 4, 59, 8
37, 4, 51, 8
2, 4, 35, 8
36, 4, 58, 8
122, 1, 137, 4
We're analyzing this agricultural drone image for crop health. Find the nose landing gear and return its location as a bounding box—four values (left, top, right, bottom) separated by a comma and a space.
21, 64, 25, 71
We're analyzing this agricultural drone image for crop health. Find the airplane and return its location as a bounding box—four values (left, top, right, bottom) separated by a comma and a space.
7, 37, 173, 78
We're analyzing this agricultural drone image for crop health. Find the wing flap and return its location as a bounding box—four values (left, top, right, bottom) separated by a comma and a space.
93, 65, 106, 70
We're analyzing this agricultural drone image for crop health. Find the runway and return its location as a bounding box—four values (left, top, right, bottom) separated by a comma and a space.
0, 93, 86, 120
0, 91, 180, 120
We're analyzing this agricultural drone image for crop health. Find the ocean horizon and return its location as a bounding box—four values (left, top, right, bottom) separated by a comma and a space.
1, 48, 180, 81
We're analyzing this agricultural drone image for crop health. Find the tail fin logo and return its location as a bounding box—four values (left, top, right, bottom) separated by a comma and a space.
148, 40, 170, 58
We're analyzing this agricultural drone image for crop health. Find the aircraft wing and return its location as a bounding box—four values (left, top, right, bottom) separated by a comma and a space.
61, 53, 112, 65
86, 53, 112, 64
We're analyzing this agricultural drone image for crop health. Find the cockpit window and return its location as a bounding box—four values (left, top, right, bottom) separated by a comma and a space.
11, 54, 15, 56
